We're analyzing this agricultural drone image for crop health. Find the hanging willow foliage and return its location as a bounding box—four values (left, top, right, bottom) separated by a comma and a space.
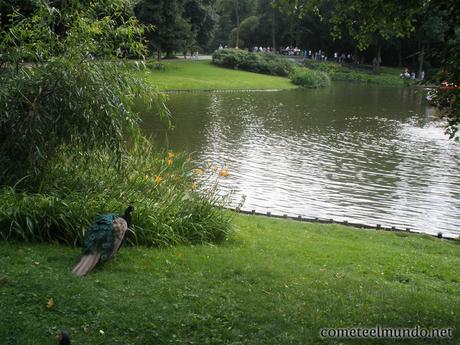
0, 1, 169, 186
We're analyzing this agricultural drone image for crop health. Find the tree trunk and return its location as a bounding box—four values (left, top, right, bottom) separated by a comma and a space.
271, 3, 276, 51
157, 49, 161, 61
418, 43, 424, 80
397, 40, 402, 67
372, 45, 381, 73
235, 0, 240, 48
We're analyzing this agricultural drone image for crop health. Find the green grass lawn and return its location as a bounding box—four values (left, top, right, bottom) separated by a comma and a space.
1, 215, 459, 344
142, 60, 297, 91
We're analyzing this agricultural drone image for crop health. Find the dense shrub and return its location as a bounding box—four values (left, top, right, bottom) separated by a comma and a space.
303, 60, 344, 76
212, 49, 294, 76
303, 60, 405, 85
0, 140, 233, 246
332, 71, 405, 85
290, 67, 331, 88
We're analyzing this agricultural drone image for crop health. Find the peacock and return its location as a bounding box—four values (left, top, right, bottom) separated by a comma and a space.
72, 204, 133, 276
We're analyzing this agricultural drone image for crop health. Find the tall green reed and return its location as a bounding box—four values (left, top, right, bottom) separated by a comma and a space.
0, 139, 233, 246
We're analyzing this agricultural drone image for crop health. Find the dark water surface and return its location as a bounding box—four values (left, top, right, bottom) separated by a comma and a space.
141, 83, 460, 237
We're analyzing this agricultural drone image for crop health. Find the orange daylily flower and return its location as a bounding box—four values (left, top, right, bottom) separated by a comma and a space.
155, 175, 163, 184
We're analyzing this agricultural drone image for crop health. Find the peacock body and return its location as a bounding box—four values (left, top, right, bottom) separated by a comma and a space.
72, 205, 133, 276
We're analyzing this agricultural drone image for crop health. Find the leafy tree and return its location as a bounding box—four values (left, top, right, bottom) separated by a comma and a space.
134, 0, 193, 59
277, 0, 424, 71
428, 0, 460, 139
213, 0, 255, 48
230, 15, 259, 48
0, 1, 167, 184
0, 0, 36, 31
256, 0, 277, 49
183, 0, 217, 52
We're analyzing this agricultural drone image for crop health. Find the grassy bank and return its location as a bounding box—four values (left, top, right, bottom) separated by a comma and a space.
304, 60, 409, 85
142, 60, 297, 91
141, 59, 409, 92
1, 215, 459, 344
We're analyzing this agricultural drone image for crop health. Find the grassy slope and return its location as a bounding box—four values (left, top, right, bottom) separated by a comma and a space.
1, 215, 459, 345
333, 65, 409, 85
142, 60, 297, 91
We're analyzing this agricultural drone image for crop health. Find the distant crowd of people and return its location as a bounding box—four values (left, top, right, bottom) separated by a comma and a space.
252, 46, 275, 53
248, 45, 360, 63
218, 44, 358, 63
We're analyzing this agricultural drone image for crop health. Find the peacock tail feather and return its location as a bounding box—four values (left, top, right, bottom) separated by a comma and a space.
83, 213, 119, 262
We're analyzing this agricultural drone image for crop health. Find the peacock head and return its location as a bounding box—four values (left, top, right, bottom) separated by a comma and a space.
123, 203, 134, 227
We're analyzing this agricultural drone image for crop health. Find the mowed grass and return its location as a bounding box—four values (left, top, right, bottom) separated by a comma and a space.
142, 60, 297, 91
1, 215, 459, 344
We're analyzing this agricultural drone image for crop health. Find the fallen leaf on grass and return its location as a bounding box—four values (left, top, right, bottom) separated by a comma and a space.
46, 298, 55, 309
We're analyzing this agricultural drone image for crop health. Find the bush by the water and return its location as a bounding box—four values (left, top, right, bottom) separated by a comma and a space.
290, 67, 331, 88
0, 140, 233, 246
303, 60, 405, 85
212, 49, 294, 76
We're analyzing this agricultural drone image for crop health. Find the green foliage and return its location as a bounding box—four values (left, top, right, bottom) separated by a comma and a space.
304, 60, 406, 85
274, 0, 424, 51
289, 67, 330, 88
212, 48, 294, 76
183, 0, 217, 52
229, 15, 260, 48
429, 0, 460, 140
0, 140, 233, 246
303, 60, 343, 75
0, 2, 163, 183
432, 86, 460, 141
134, 0, 193, 58
0, 59, 167, 184
0, 1, 147, 65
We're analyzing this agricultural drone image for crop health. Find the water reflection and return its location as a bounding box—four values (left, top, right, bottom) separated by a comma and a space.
141, 83, 460, 237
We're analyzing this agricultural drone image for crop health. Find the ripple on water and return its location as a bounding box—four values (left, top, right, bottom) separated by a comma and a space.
145, 85, 460, 237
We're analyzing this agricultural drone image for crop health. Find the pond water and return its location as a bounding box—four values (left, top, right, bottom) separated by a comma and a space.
141, 83, 460, 238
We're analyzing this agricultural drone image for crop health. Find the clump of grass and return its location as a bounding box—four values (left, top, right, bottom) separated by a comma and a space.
212, 49, 294, 76
0, 139, 233, 247
289, 67, 331, 88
